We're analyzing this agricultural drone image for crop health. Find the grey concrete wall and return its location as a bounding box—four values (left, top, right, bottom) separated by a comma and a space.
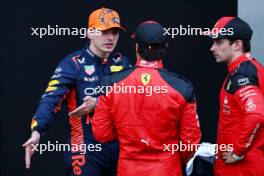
238, 0, 264, 64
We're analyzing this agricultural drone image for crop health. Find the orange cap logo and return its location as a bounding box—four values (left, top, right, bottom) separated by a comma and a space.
88, 8, 125, 31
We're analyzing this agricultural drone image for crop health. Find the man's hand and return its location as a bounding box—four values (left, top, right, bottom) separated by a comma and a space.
68, 96, 97, 117
222, 151, 243, 164
22, 130, 40, 169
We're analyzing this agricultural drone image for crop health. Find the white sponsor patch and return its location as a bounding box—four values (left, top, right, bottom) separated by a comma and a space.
55, 67, 62, 73
51, 73, 61, 79
245, 99, 256, 112
245, 124, 260, 148
112, 56, 122, 63
84, 76, 99, 82
238, 78, 250, 86
77, 57, 86, 64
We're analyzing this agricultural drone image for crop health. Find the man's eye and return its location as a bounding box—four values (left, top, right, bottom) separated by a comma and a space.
112, 30, 119, 35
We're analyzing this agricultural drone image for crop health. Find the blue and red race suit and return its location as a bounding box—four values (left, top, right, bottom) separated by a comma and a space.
30, 46, 131, 176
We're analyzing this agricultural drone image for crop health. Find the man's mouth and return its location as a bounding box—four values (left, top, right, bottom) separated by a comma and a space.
212, 53, 218, 58
104, 43, 114, 48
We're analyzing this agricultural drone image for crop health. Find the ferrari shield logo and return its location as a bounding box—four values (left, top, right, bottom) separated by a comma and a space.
84, 65, 95, 75
141, 73, 151, 86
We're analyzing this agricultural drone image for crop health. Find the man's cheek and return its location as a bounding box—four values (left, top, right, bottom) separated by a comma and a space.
113, 40, 118, 48
98, 40, 106, 50
115, 35, 119, 42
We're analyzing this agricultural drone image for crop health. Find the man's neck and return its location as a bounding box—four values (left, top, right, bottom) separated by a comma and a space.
89, 43, 109, 59
135, 55, 163, 68
227, 51, 245, 65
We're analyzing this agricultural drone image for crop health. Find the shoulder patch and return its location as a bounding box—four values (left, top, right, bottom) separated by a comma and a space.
158, 69, 196, 102
225, 61, 258, 94
64, 48, 86, 71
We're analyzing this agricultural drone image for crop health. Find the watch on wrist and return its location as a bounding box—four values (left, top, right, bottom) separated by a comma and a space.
231, 152, 244, 161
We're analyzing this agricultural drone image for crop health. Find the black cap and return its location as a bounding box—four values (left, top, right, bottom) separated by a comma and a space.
133, 21, 166, 45
207, 17, 253, 40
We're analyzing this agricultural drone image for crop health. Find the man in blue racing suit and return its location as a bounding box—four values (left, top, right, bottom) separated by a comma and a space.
22, 7, 131, 176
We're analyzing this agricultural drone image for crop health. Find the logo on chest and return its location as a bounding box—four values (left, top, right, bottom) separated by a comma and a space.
223, 96, 231, 114
77, 57, 86, 64
84, 76, 99, 82
245, 98, 256, 112
84, 65, 95, 75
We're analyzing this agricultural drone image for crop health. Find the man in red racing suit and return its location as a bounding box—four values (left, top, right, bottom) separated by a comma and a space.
91, 21, 201, 176
208, 16, 264, 175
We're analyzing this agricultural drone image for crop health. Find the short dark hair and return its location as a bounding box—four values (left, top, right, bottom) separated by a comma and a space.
137, 43, 168, 61
228, 38, 251, 53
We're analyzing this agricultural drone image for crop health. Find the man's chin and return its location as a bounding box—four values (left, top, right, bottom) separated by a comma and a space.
215, 59, 222, 63
102, 47, 114, 53
215, 58, 225, 63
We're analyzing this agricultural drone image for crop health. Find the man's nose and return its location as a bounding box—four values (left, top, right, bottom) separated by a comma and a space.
107, 32, 115, 40
210, 44, 215, 52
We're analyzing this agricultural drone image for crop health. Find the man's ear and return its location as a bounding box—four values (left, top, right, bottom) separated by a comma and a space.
234, 40, 243, 52
87, 30, 93, 40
